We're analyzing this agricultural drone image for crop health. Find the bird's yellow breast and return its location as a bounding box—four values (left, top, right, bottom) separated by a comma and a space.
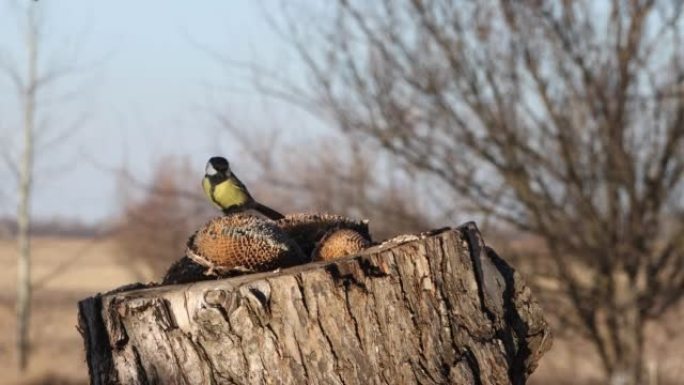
202, 178, 216, 206
203, 177, 250, 210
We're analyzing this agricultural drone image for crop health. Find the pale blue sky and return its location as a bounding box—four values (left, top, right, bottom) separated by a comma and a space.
0, 0, 325, 222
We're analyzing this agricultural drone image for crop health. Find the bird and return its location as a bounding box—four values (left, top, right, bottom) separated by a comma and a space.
202, 156, 285, 220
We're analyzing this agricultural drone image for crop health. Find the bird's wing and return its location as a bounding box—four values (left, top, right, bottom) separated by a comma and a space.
230, 174, 251, 196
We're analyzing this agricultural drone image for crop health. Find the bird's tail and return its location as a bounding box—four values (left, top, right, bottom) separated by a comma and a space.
254, 202, 285, 220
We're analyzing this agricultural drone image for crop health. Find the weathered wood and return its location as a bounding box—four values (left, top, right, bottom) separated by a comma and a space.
78, 223, 552, 385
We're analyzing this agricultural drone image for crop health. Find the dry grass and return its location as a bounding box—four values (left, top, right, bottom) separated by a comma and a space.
494, 235, 684, 385
0, 237, 138, 385
530, 325, 684, 385
0, 236, 682, 384
525, 286, 684, 385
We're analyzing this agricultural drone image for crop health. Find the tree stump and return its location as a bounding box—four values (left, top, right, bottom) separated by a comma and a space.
77, 222, 552, 385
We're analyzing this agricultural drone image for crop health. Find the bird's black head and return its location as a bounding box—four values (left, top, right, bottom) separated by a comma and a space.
206, 156, 230, 176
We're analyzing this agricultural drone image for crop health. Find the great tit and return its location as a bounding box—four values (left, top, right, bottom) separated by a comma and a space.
202, 156, 284, 220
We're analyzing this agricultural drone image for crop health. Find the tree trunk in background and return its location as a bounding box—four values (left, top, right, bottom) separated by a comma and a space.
594, 307, 644, 385
78, 224, 552, 385
605, 278, 644, 385
16, 4, 37, 371
583, 269, 645, 385
606, 326, 643, 385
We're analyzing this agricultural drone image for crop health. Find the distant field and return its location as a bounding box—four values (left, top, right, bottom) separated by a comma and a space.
0, 237, 138, 385
0, 237, 682, 384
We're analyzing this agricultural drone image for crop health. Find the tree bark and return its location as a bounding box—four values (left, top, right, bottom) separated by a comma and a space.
78, 223, 552, 385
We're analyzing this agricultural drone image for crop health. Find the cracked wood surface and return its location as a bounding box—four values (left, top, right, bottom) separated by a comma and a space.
78, 223, 552, 385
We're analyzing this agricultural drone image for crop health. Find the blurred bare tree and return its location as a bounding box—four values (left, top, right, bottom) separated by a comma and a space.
282, 139, 433, 240
112, 156, 213, 281
0, 1, 91, 370
275, 1, 684, 384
